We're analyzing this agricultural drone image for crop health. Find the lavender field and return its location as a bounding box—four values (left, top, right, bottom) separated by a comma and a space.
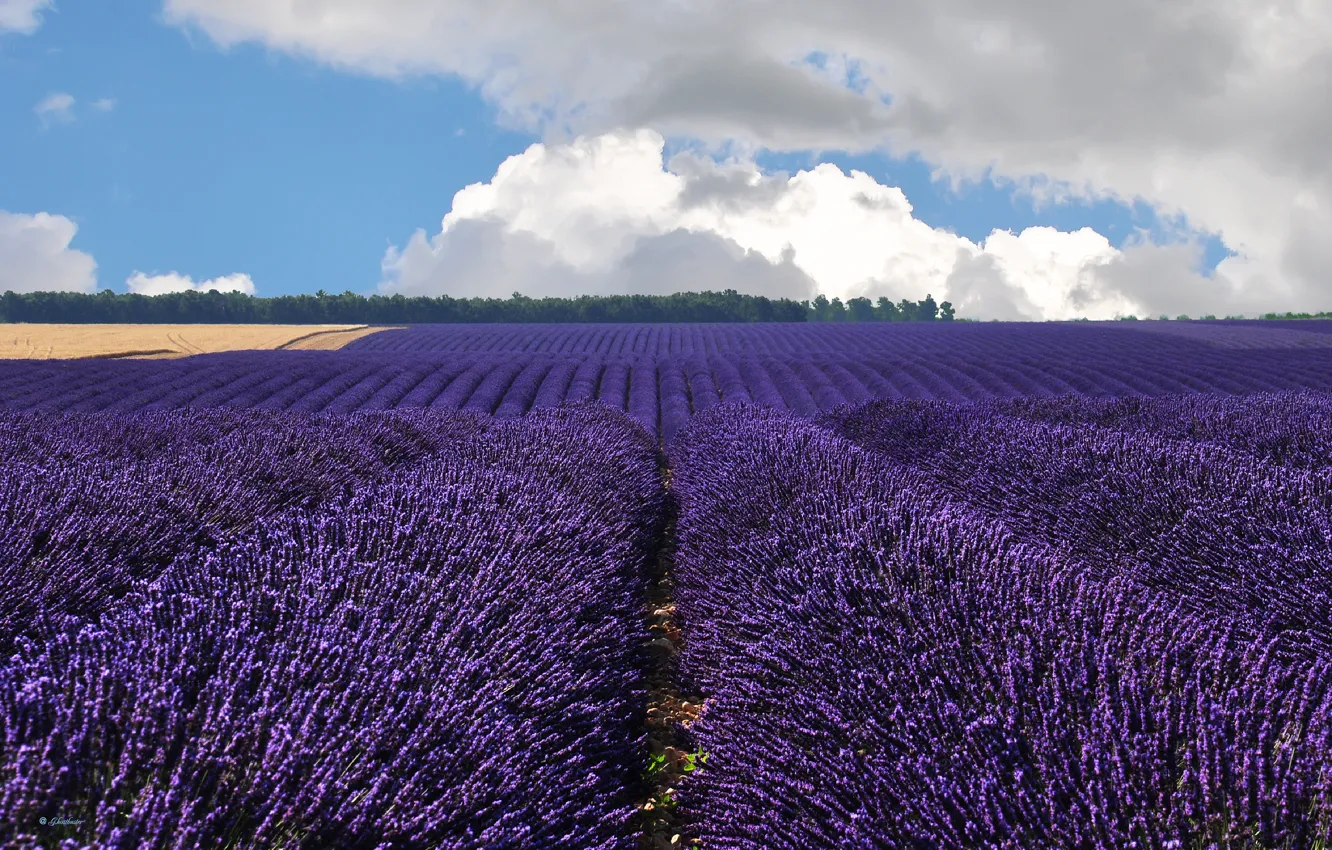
671, 403, 1332, 848
2, 321, 1331, 848
6, 322, 1332, 445
2, 406, 666, 848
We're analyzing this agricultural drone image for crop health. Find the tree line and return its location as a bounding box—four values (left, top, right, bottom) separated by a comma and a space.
0, 289, 957, 324
808, 293, 955, 322
1083, 311, 1332, 321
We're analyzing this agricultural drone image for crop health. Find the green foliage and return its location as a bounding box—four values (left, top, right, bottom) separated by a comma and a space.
918, 294, 939, 322
1260, 310, 1332, 319
645, 751, 669, 778
14, 288, 1326, 325
0, 288, 808, 324
644, 747, 708, 779
810, 292, 951, 323
680, 748, 708, 773
846, 296, 875, 322
874, 296, 898, 321
0, 286, 968, 324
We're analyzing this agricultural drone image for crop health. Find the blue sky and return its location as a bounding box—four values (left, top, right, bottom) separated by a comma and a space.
0, 0, 1313, 320
1, 1, 534, 296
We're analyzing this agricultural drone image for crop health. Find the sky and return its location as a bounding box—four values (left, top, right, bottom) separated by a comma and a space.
0, 0, 1327, 320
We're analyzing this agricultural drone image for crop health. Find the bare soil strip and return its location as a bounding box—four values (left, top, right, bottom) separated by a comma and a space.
638, 466, 709, 849
278, 326, 402, 350
86, 349, 180, 360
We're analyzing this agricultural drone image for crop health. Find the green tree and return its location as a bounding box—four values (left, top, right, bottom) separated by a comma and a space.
918, 294, 939, 322
846, 296, 876, 322
874, 296, 900, 322
810, 294, 831, 321
0, 288, 971, 324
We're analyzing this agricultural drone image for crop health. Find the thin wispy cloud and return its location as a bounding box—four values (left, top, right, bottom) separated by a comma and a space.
91, 97, 117, 112
0, 0, 51, 35
34, 92, 75, 126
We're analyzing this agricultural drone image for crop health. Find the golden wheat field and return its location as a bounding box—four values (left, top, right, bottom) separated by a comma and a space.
0, 324, 394, 360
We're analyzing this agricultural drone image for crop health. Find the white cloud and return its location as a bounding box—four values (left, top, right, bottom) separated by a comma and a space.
126, 271, 257, 296
91, 97, 117, 112
381, 129, 1201, 319
0, 0, 51, 34
34, 92, 74, 126
166, 0, 1332, 316
0, 211, 98, 294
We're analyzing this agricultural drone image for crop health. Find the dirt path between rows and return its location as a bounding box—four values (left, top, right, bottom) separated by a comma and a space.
637, 464, 708, 849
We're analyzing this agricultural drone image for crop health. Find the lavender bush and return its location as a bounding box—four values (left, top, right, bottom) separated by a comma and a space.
0, 405, 666, 848
0, 409, 483, 653
342, 321, 1306, 357
668, 405, 1332, 848
825, 398, 1332, 659
963, 391, 1332, 469
4, 343, 1332, 438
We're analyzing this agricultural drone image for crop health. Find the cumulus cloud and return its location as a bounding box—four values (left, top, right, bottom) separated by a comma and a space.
380, 129, 820, 302
126, 271, 257, 296
166, 0, 1332, 315
34, 92, 75, 126
385, 216, 818, 302
381, 129, 1224, 319
0, 211, 98, 294
0, 0, 51, 34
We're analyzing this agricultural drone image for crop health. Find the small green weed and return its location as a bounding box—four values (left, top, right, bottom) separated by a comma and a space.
681, 748, 708, 773
644, 747, 708, 780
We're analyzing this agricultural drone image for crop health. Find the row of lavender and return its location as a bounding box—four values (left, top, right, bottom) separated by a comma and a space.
927, 391, 1332, 470
346, 320, 1332, 355
826, 398, 1332, 660
668, 397, 1332, 848
0, 406, 666, 848
5, 390, 1331, 845
6, 348, 1332, 441
0, 410, 483, 655
1221, 318, 1332, 335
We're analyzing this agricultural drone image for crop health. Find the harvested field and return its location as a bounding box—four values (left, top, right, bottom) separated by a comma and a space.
0, 324, 394, 359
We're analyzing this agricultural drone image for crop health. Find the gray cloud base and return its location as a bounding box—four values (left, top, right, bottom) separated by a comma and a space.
164, 0, 1332, 316
382, 218, 817, 302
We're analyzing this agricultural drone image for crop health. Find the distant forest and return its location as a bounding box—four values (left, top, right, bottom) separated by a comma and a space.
8, 289, 1323, 324
1145, 311, 1332, 321
0, 289, 956, 324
